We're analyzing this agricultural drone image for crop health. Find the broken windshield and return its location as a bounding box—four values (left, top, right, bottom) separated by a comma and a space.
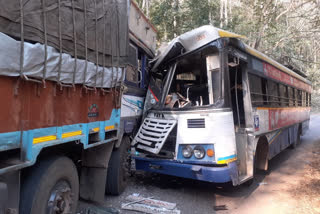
146, 46, 222, 111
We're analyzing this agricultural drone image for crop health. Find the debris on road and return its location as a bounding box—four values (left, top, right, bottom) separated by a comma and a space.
213, 205, 228, 211
121, 194, 180, 214
258, 182, 268, 185
84, 205, 119, 214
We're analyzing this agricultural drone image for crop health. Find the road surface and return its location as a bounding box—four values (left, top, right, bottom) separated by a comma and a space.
81, 114, 320, 214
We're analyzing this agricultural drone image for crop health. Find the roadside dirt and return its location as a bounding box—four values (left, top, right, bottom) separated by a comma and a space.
290, 135, 320, 214
79, 115, 320, 214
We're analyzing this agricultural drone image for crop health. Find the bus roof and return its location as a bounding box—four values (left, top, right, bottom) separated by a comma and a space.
152, 25, 310, 85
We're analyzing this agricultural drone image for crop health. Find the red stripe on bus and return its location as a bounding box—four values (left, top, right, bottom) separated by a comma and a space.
267, 107, 310, 130
263, 62, 312, 93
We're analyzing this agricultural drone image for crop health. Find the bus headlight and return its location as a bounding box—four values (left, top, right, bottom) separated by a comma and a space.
193, 146, 205, 159
182, 146, 193, 158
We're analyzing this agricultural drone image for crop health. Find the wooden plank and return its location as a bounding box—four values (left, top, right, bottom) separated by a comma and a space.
121, 203, 180, 214
125, 195, 177, 210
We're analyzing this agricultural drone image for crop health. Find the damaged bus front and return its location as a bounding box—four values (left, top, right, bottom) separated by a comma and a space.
131, 26, 242, 185
131, 25, 311, 186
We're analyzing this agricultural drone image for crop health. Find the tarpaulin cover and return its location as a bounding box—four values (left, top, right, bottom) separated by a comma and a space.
0, 32, 123, 88
0, 0, 129, 67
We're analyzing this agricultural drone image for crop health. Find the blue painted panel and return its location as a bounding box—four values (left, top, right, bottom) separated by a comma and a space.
134, 157, 236, 183
217, 154, 236, 162
2, 108, 121, 168
32, 127, 57, 138
0, 131, 21, 152
87, 121, 100, 130
268, 125, 299, 159
62, 124, 83, 133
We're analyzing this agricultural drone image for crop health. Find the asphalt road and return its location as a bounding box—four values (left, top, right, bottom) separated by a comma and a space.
83, 114, 320, 214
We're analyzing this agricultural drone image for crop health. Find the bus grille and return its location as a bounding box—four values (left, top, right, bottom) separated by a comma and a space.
132, 117, 177, 154
187, 118, 205, 128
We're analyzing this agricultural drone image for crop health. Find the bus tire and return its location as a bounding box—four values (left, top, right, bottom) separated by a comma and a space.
106, 136, 130, 195
20, 156, 79, 214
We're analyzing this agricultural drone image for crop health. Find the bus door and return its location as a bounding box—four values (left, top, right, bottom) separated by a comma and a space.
228, 54, 254, 181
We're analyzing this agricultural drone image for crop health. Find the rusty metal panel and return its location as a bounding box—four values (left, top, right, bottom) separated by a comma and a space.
0, 77, 117, 134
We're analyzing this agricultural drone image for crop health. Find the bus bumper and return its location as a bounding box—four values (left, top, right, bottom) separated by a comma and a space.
134, 157, 239, 184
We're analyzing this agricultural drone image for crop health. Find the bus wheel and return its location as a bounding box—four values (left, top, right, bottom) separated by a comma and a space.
106, 136, 130, 195
20, 156, 79, 214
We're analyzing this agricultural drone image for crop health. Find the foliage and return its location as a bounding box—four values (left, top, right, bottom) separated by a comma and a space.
136, 0, 320, 92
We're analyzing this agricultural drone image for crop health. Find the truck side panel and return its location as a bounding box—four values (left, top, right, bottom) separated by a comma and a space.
0, 77, 120, 169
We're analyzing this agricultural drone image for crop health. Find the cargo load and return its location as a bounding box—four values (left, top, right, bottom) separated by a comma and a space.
0, 0, 128, 89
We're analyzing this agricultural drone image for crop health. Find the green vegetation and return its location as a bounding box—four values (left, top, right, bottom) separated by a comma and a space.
136, 0, 320, 96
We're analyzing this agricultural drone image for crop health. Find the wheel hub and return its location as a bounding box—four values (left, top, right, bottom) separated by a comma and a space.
47, 181, 73, 214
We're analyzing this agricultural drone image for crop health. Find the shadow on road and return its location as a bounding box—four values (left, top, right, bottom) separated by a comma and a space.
128, 138, 305, 213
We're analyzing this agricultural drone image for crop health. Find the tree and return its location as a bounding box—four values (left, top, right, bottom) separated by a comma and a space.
141, 0, 320, 90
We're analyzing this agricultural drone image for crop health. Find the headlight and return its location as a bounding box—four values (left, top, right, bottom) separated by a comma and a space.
193, 146, 205, 159
182, 146, 193, 158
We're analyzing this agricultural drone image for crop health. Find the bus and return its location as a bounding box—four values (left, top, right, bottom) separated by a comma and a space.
131, 25, 311, 186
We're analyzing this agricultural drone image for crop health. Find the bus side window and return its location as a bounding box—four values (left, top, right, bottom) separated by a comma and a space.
288, 87, 294, 106
300, 90, 303, 106
279, 84, 288, 106
310, 93, 312, 106
261, 78, 268, 106
294, 89, 299, 106
267, 80, 280, 106
248, 74, 263, 107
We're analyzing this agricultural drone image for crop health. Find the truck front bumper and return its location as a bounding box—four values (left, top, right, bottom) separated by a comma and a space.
134, 157, 239, 184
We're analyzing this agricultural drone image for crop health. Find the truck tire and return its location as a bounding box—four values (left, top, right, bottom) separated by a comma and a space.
20, 156, 79, 214
106, 136, 130, 195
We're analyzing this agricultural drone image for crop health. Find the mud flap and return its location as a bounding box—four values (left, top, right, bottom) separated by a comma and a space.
0, 182, 8, 214
0, 172, 20, 214
228, 161, 239, 186
80, 142, 114, 202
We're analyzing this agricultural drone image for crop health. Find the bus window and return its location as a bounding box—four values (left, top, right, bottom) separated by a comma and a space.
288, 87, 294, 106
297, 90, 302, 106
302, 91, 306, 107
267, 80, 280, 106
294, 89, 299, 106
279, 84, 288, 106
206, 54, 220, 104
163, 50, 220, 109
248, 74, 263, 107
261, 78, 268, 106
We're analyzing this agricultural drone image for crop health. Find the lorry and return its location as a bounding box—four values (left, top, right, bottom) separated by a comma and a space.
0, 0, 156, 213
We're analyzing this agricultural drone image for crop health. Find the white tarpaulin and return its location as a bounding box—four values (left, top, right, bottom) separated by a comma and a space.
0, 32, 123, 88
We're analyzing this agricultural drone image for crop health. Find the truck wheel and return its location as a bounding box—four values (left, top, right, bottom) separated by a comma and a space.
20, 156, 79, 214
106, 136, 130, 195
